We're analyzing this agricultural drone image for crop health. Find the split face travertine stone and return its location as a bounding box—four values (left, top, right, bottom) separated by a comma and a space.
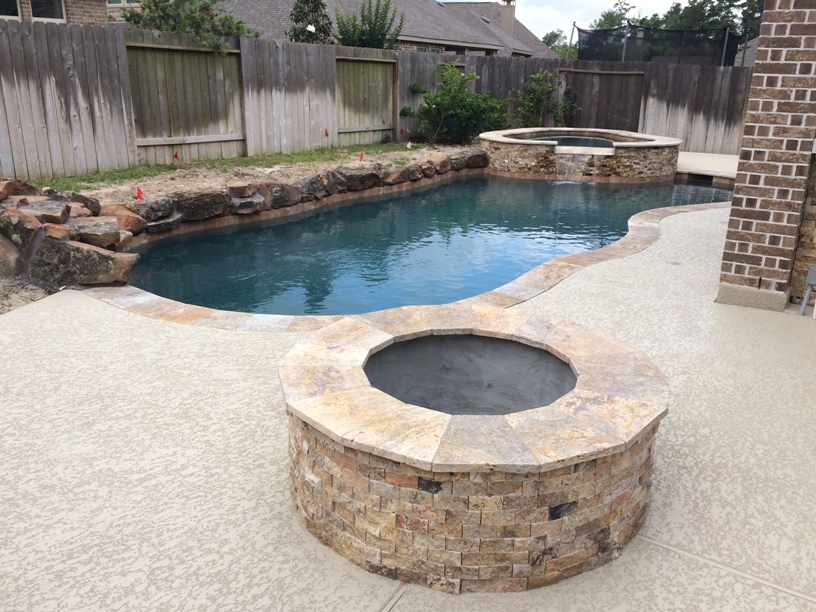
280, 304, 668, 594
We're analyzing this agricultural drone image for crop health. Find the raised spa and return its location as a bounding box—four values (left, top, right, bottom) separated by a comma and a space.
281, 306, 668, 594
480, 128, 682, 182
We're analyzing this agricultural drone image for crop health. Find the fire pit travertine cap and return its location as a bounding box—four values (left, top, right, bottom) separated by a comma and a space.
280, 305, 668, 594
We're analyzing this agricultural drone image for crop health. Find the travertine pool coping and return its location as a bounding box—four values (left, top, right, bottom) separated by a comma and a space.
82, 201, 730, 328
280, 305, 669, 473
479, 127, 683, 149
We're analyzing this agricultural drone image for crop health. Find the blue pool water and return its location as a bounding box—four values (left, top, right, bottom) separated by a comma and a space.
130, 176, 731, 315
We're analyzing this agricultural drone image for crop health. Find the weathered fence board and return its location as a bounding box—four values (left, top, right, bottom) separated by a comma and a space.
240, 40, 337, 155
639, 63, 752, 154
0, 23, 754, 180
0, 20, 134, 180
335, 46, 396, 146
125, 30, 246, 164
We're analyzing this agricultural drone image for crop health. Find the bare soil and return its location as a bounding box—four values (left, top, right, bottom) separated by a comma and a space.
82, 144, 467, 204
0, 279, 51, 315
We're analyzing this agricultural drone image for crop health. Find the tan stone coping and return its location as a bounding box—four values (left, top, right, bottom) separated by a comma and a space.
82, 201, 730, 328
479, 127, 682, 149
280, 305, 669, 474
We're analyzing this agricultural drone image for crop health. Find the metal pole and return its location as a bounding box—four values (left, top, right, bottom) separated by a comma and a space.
621, 23, 630, 61
567, 22, 575, 60
720, 27, 730, 66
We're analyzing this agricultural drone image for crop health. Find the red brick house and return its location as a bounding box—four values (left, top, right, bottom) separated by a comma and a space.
0, 0, 106, 24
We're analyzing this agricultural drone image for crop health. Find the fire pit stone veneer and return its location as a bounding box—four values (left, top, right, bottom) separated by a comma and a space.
280, 305, 668, 594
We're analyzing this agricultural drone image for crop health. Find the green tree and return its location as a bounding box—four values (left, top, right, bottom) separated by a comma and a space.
541, 29, 577, 59
335, 0, 405, 49
660, 0, 738, 31
401, 62, 507, 143
289, 0, 334, 44
739, 0, 763, 37
589, 0, 635, 29
123, 0, 256, 52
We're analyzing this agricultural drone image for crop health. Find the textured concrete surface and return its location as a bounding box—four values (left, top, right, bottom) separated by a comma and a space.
677, 151, 740, 179
3, 203, 816, 609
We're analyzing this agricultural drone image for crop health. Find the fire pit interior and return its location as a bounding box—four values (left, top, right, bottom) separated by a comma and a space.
364, 335, 576, 415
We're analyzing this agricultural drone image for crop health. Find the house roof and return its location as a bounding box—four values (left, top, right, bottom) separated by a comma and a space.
223, 0, 555, 57
447, 2, 556, 57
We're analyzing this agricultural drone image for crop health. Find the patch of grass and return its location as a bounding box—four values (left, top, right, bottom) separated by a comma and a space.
390, 158, 409, 166
30, 143, 427, 192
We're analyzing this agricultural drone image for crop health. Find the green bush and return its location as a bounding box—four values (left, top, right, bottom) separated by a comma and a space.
123, 0, 257, 53
514, 69, 580, 128
335, 0, 404, 50
404, 62, 507, 144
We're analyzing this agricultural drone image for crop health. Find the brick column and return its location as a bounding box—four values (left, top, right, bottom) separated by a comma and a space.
717, 0, 816, 310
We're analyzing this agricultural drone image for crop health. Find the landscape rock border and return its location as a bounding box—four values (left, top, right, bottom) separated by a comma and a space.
0, 150, 489, 288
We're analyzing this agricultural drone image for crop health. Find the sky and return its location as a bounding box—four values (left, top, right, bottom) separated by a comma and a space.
452, 0, 682, 42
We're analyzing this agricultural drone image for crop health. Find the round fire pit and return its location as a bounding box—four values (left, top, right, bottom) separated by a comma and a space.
280, 305, 668, 594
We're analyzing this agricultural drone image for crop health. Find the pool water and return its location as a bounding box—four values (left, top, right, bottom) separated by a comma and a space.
530, 136, 615, 147
130, 176, 731, 315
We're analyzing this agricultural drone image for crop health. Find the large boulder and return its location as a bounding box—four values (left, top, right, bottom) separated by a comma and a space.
382, 167, 409, 186
230, 194, 269, 215
321, 171, 343, 195
298, 174, 329, 201
465, 149, 490, 168
333, 166, 383, 191
0, 179, 39, 199
227, 183, 255, 198
173, 191, 230, 221
17, 201, 70, 224
0, 207, 41, 251
146, 211, 183, 234
448, 151, 469, 171
0, 235, 20, 277
68, 216, 121, 248
428, 155, 452, 175
256, 182, 302, 208
419, 162, 436, 178
41, 189, 101, 216
99, 204, 147, 236
131, 197, 175, 222
29, 238, 138, 285
405, 165, 423, 181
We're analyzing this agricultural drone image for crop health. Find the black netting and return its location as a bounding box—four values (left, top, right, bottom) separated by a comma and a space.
576, 25, 744, 66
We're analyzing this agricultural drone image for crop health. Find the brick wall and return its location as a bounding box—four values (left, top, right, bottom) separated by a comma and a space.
717, 0, 816, 309
15, 0, 106, 24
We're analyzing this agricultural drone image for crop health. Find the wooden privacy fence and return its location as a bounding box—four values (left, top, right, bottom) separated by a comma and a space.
126, 30, 245, 165
0, 20, 137, 179
0, 21, 754, 181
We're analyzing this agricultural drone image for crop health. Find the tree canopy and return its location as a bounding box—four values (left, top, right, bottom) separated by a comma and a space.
586, 0, 761, 36
335, 0, 405, 49
122, 0, 256, 52
541, 29, 577, 59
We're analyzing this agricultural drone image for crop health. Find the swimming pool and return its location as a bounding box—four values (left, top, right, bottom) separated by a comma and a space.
129, 176, 732, 315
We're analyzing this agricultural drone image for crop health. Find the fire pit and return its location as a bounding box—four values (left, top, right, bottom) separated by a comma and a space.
280, 305, 668, 594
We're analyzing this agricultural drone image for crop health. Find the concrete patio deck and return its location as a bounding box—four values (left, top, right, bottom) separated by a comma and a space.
2, 155, 815, 610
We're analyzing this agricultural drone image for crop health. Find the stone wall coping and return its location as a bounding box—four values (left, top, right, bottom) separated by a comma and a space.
479, 128, 682, 149
280, 306, 669, 474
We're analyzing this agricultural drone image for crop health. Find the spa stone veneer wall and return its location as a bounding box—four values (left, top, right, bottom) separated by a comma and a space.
289, 419, 657, 594
480, 130, 679, 182
718, 0, 816, 309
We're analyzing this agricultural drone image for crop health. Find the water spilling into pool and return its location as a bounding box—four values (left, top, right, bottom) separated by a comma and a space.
130, 176, 731, 315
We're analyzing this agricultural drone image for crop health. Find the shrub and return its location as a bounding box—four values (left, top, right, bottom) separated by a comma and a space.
335, 0, 404, 50
514, 69, 580, 128
403, 62, 507, 144
123, 0, 257, 53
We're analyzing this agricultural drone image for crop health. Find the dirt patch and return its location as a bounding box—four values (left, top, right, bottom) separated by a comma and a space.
81, 145, 467, 205
0, 279, 51, 315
